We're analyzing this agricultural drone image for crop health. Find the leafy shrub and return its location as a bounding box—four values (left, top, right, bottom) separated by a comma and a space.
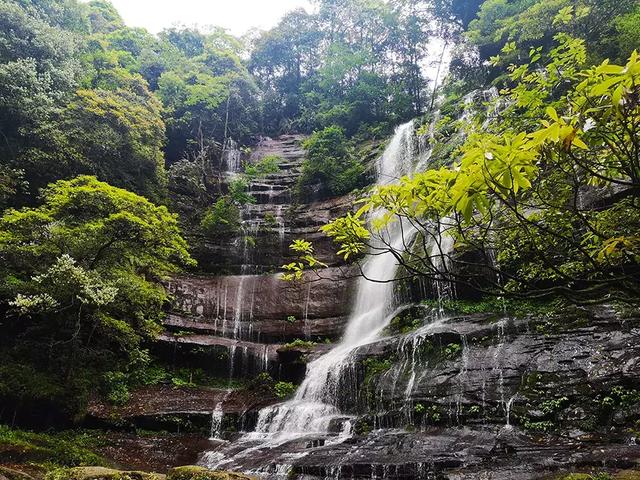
102, 371, 130, 405
385, 312, 423, 335
298, 126, 365, 199
443, 343, 462, 360
227, 177, 255, 205
362, 356, 394, 384
200, 198, 241, 236
281, 339, 316, 350
273, 381, 296, 399
244, 155, 281, 178
0, 426, 105, 467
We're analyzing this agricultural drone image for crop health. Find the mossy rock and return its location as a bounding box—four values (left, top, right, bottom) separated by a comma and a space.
45, 467, 164, 480
615, 471, 640, 480
166, 466, 255, 480
555, 473, 640, 480
0, 467, 35, 480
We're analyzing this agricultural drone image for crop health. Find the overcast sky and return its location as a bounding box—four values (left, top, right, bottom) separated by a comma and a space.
101, 0, 314, 35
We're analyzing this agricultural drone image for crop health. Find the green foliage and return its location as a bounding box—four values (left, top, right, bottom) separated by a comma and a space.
385, 312, 423, 335
166, 466, 237, 480
443, 343, 462, 360
421, 297, 563, 318
362, 356, 395, 384
0, 176, 193, 416
281, 339, 317, 351
539, 396, 569, 416
320, 41, 640, 303
273, 381, 297, 399
250, 2, 433, 136
413, 403, 443, 424
200, 198, 241, 237
244, 155, 281, 178
282, 240, 327, 281
102, 371, 130, 405
0, 425, 105, 467
61, 84, 168, 202
523, 420, 555, 432
615, 8, 640, 59
298, 126, 366, 199
465, 0, 637, 65
227, 177, 254, 206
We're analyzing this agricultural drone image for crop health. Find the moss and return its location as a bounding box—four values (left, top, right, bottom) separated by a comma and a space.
353, 419, 372, 436
615, 471, 640, 480
45, 467, 164, 480
420, 297, 563, 319
0, 426, 106, 467
384, 312, 423, 335
523, 420, 555, 432
280, 339, 317, 351
166, 466, 254, 480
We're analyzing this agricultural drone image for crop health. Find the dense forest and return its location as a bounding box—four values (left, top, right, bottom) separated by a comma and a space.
1, 0, 639, 479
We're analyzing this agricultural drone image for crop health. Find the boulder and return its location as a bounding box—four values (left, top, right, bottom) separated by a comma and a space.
166, 466, 254, 480
45, 467, 163, 480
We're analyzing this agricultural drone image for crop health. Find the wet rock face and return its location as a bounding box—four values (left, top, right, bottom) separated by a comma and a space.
152, 133, 640, 478
166, 267, 355, 343
199, 306, 640, 478
191, 134, 354, 275
274, 428, 640, 480
336, 307, 640, 434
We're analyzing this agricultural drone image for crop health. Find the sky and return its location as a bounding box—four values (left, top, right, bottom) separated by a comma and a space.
100, 0, 314, 36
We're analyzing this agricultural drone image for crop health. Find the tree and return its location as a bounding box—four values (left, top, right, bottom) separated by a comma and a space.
61, 80, 168, 202
0, 0, 83, 205
0, 176, 193, 416
85, 0, 125, 33
466, 0, 639, 63
300, 41, 640, 304
249, 9, 322, 134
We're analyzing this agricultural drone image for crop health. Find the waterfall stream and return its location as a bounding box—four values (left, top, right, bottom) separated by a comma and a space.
203, 121, 450, 471
252, 121, 420, 439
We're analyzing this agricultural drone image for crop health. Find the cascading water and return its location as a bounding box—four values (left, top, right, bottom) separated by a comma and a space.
250, 121, 419, 439
202, 122, 428, 473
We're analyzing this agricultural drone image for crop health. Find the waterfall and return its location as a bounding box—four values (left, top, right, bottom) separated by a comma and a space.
203, 120, 454, 471
223, 138, 242, 173
245, 122, 420, 444
209, 402, 225, 440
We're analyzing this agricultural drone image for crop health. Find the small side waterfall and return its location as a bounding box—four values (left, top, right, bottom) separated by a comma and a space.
223, 138, 242, 173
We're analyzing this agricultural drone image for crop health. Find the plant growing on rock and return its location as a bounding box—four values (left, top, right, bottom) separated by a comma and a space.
281, 339, 317, 351
244, 155, 281, 179
297, 126, 366, 199
200, 198, 241, 236
273, 381, 297, 399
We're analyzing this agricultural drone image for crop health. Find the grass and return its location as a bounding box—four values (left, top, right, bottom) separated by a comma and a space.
0, 425, 106, 467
